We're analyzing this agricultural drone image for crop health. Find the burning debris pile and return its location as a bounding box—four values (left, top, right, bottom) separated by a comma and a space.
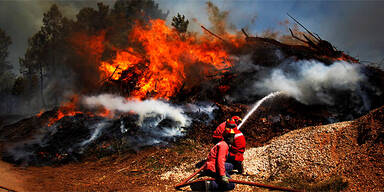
1, 95, 220, 165
1, 1, 384, 166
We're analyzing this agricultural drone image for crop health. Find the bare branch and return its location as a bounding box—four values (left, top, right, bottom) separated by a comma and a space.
289, 28, 308, 44
287, 13, 321, 41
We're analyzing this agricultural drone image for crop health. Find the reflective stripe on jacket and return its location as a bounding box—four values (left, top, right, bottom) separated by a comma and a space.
229, 129, 246, 161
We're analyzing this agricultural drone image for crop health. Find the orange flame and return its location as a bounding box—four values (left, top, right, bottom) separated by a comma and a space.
36, 110, 44, 117
48, 95, 83, 126
99, 48, 143, 80
96, 108, 112, 118
99, 19, 241, 99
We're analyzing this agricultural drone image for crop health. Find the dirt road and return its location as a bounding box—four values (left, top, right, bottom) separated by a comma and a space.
0, 161, 26, 192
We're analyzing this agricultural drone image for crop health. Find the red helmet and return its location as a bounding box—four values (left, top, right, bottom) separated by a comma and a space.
231, 116, 242, 125
226, 119, 237, 129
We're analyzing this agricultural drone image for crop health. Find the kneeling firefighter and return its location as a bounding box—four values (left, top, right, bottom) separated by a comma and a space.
191, 128, 236, 191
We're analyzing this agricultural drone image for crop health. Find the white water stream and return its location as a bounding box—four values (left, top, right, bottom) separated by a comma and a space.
238, 91, 283, 129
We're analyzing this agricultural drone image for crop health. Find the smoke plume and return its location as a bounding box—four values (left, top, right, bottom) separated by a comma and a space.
253, 60, 365, 105
82, 94, 190, 128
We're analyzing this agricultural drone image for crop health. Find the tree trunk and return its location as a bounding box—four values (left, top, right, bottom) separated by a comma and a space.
39, 62, 46, 107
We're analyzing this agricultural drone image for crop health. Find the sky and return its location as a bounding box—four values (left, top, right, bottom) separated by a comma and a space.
0, 0, 383, 73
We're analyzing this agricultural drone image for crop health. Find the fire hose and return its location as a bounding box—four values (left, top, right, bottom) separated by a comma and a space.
0, 185, 16, 192
175, 164, 302, 192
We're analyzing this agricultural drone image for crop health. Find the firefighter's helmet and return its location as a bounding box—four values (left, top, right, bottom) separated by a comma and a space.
225, 119, 237, 129
231, 116, 242, 125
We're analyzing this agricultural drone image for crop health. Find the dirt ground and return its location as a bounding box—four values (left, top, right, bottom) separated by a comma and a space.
0, 143, 273, 192
0, 161, 29, 192
0, 143, 208, 192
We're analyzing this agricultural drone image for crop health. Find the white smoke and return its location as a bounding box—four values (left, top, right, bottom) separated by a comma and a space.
80, 121, 111, 147
254, 60, 365, 105
82, 94, 191, 142
83, 94, 190, 127
183, 102, 217, 122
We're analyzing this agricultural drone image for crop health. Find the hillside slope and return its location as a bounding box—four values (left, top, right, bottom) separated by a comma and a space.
164, 105, 384, 191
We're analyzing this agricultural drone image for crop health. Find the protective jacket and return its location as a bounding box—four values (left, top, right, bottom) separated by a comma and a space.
229, 128, 246, 161
213, 122, 246, 162
213, 122, 226, 140
205, 140, 229, 176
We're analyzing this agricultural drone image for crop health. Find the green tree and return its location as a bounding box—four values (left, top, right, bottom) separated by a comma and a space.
0, 29, 16, 113
172, 13, 189, 33
75, 3, 110, 34
12, 76, 26, 96
0, 28, 12, 74
112, 0, 168, 22
19, 31, 44, 104
0, 28, 14, 93
20, 4, 65, 107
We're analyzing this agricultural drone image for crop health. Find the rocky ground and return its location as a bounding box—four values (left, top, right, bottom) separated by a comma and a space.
0, 106, 383, 191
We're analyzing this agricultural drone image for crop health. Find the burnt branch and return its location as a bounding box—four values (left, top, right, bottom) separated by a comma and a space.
241, 28, 249, 38
201, 25, 227, 43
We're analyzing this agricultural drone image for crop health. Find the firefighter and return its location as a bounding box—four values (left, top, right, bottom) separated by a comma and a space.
191, 128, 236, 191
228, 127, 245, 174
213, 116, 246, 174
212, 118, 237, 144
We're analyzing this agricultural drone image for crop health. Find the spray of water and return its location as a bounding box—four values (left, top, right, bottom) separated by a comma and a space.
238, 91, 283, 129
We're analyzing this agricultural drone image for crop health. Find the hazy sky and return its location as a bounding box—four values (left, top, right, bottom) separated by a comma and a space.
1, 0, 383, 73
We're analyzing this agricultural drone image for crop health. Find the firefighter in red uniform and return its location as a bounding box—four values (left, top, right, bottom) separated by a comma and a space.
212, 118, 236, 143
213, 116, 246, 174
191, 127, 236, 191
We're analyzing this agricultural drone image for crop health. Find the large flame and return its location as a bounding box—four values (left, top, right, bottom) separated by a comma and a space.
99, 19, 239, 99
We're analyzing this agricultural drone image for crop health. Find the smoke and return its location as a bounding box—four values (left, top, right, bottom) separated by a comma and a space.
253, 60, 365, 105
83, 94, 190, 127
206, 1, 233, 35
82, 94, 191, 149
79, 121, 110, 146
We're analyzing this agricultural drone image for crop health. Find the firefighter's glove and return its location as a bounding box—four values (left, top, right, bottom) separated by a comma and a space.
220, 175, 230, 185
